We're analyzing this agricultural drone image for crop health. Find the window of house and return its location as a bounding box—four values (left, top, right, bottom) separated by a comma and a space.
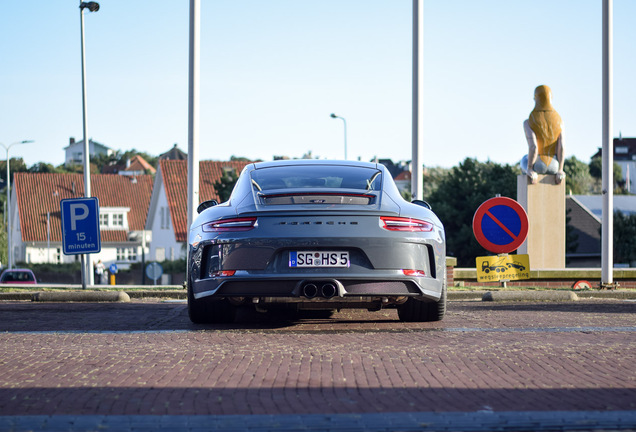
112, 213, 124, 227
117, 247, 138, 262
160, 207, 171, 230
98, 208, 130, 230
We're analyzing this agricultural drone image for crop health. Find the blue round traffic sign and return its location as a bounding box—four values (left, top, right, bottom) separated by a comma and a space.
145, 262, 163, 281
472, 197, 528, 254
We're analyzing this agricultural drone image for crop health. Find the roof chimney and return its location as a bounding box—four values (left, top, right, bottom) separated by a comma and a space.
70, 137, 75, 145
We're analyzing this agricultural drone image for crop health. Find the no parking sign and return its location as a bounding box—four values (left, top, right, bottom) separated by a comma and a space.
472, 197, 528, 254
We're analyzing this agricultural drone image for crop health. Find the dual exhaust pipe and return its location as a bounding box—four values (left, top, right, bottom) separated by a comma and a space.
302, 282, 337, 299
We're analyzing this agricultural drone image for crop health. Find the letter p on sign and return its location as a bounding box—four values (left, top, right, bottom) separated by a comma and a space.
70, 203, 89, 230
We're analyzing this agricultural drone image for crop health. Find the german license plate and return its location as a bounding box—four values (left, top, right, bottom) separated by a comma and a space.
289, 251, 350, 268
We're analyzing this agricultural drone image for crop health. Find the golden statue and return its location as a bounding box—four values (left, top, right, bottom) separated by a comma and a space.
521, 85, 565, 184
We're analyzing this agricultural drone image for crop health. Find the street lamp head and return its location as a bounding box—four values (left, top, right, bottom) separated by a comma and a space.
80, 2, 100, 12
330, 113, 337, 119
21, 140, 34, 144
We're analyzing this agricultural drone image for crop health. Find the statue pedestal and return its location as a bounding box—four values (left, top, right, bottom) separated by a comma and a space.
517, 174, 566, 269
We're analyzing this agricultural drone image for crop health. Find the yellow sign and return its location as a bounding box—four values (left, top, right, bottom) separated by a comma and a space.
476, 254, 530, 282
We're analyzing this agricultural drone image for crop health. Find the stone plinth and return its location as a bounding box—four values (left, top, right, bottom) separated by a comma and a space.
517, 174, 565, 269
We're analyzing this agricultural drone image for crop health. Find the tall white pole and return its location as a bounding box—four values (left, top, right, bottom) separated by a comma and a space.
5, 147, 11, 269
601, 0, 613, 286
80, 4, 94, 285
411, 0, 424, 200
187, 0, 201, 240
342, 118, 348, 160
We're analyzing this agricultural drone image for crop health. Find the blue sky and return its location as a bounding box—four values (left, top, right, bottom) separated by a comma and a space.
1, 1, 635, 169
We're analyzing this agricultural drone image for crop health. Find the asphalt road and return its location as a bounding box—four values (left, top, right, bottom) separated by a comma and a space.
0, 298, 635, 431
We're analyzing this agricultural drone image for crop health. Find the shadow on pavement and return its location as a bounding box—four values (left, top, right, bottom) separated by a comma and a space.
0, 302, 426, 333
0, 386, 634, 416
466, 301, 636, 314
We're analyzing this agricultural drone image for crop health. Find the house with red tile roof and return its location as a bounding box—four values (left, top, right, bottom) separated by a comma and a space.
146, 160, 251, 261
11, 173, 153, 269
101, 154, 157, 176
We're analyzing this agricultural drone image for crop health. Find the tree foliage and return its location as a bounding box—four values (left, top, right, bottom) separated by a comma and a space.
425, 158, 520, 267
91, 149, 158, 173
563, 156, 594, 195
589, 156, 626, 194
613, 211, 636, 264
214, 169, 239, 203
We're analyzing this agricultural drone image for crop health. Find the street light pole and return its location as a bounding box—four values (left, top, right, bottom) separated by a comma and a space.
79, 1, 99, 286
330, 113, 347, 160
0, 140, 32, 269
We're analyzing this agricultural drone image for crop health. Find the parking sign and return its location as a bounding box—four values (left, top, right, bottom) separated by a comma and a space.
61, 197, 101, 255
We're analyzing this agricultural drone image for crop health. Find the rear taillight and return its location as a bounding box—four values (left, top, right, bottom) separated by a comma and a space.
210, 270, 236, 277
380, 216, 433, 232
402, 269, 426, 277
202, 217, 257, 232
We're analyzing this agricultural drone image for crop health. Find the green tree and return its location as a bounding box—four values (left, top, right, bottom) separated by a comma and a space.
0, 158, 28, 222
589, 156, 625, 193
214, 168, 239, 202
230, 155, 252, 162
426, 158, 520, 267
0, 157, 28, 184
613, 211, 636, 264
422, 166, 450, 198
563, 156, 594, 195
27, 162, 70, 174
92, 149, 158, 173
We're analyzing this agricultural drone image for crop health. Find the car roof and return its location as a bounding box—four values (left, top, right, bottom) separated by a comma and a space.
251, 159, 380, 170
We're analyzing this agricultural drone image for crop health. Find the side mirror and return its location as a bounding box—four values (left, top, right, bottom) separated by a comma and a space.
197, 199, 218, 213
411, 199, 432, 210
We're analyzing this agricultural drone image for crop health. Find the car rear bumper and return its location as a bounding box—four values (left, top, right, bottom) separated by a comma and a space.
192, 270, 443, 302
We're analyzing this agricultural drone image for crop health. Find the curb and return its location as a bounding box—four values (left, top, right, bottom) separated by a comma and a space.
482, 290, 579, 302
33, 291, 131, 302
0, 289, 634, 302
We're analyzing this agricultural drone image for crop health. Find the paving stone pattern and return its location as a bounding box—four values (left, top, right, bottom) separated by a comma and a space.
0, 299, 635, 430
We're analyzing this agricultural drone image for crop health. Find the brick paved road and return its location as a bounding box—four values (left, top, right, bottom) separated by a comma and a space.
0, 299, 635, 430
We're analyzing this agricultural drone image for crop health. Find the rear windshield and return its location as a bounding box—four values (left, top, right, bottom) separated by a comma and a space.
250, 165, 382, 192
1, 271, 35, 282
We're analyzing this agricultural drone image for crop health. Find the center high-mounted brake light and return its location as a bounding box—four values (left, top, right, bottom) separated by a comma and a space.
380, 216, 433, 232
202, 217, 257, 232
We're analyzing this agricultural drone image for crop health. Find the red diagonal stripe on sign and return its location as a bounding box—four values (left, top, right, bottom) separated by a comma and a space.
485, 209, 518, 240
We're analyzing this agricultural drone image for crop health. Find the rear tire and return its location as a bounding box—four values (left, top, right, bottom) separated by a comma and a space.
187, 280, 236, 324
397, 284, 446, 322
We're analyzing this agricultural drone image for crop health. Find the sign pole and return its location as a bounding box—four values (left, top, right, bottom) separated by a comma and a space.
80, 255, 87, 290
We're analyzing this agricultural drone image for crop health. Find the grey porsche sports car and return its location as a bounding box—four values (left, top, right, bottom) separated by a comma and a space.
187, 160, 446, 323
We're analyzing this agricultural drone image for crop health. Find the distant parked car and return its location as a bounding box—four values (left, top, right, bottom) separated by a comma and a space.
0, 268, 37, 284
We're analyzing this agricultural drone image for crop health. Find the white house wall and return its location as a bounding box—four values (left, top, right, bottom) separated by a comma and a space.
148, 180, 183, 262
